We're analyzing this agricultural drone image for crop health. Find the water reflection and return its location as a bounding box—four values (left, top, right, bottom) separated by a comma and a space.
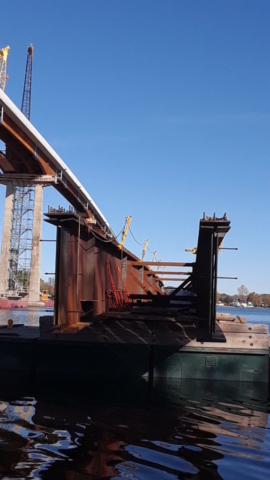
0, 378, 269, 479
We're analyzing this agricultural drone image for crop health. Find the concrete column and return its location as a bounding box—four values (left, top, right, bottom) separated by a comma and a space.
0, 183, 14, 296
28, 185, 43, 306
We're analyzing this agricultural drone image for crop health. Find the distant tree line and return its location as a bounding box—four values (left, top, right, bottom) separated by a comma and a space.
40, 277, 55, 296
218, 285, 270, 307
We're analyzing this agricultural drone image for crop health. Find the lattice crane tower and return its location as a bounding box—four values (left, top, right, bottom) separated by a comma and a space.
7, 45, 36, 294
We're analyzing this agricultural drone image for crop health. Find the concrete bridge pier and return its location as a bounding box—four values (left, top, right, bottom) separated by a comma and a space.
28, 184, 43, 306
0, 183, 43, 304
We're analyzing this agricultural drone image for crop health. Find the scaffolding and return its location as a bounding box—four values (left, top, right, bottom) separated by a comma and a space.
8, 186, 35, 293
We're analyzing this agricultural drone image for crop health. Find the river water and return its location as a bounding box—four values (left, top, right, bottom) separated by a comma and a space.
0, 307, 269, 479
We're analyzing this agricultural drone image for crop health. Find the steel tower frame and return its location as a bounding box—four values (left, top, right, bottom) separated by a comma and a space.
7, 45, 34, 293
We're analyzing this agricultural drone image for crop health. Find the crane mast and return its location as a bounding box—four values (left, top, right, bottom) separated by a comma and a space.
0, 46, 10, 92
21, 44, 33, 120
7, 45, 35, 294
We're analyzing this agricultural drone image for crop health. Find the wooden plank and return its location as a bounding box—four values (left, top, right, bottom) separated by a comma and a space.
217, 323, 268, 334
183, 333, 269, 351
217, 313, 246, 323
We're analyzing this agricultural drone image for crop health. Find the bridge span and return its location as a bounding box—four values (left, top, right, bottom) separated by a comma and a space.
0, 89, 112, 232
0, 89, 169, 317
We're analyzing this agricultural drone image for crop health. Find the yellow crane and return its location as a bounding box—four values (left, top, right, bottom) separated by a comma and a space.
141, 239, 149, 261
149, 251, 157, 271
0, 46, 10, 92
162, 266, 167, 282
118, 216, 132, 250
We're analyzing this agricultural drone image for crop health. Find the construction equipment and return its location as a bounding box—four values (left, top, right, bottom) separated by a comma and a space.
21, 44, 33, 120
106, 263, 130, 311
149, 251, 157, 271
141, 239, 149, 261
118, 215, 132, 250
7, 44, 35, 293
0, 46, 10, 92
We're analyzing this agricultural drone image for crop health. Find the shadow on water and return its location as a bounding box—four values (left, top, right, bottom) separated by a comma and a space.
0, 376, 269, 479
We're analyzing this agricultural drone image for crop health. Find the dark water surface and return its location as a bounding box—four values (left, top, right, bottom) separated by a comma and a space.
0, 307, 269, 479
0, 379, 269, 479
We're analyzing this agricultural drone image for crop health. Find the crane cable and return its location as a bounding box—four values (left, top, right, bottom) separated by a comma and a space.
147, 245, 156, 255
129, 228, 156, 254
90, 223, 126, 243
129, 228, 144, 246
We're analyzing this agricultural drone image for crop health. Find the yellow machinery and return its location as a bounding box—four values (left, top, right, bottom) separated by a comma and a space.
41, 290, 48, 301
0, 46, 10, 92
118, 216, 132, 250
141, 239, 149, 261
149, 251, 157, 271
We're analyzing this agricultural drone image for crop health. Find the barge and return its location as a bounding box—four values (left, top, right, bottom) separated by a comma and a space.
0, 214, 269, 384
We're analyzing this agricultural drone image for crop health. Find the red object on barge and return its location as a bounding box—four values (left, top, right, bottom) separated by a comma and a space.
0, 298, 54, 309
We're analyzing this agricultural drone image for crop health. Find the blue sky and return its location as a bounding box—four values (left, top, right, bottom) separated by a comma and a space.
1, 0, 269, 294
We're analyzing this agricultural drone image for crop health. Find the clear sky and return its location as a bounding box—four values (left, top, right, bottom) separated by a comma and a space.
1, 0, 269, 295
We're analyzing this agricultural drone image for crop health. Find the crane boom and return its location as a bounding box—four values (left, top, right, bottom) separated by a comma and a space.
149, 251, 157, 271
21, 44, 33, 120
141, 239, 149, 261
0, 46, 10, 92
118, 216, 132, 250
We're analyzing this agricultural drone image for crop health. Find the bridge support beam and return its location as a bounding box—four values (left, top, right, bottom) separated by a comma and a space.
28, 184, 43, 306
45, 210, 144, 326
0, 183, 14, 295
